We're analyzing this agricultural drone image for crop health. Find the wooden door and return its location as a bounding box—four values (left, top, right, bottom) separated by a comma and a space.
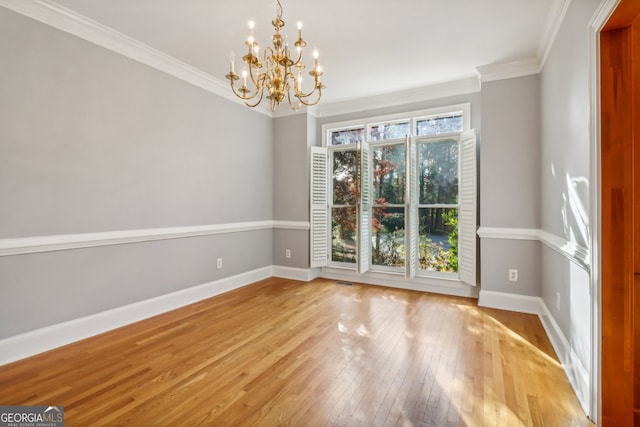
600, 0, 640, 424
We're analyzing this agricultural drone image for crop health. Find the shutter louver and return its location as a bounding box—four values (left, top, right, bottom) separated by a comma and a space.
458, 130, 477, 286
310, 147, 329, 268
358, 142, 371, 273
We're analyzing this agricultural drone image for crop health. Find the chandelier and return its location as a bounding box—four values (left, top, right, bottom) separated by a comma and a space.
225, 0, 324, 111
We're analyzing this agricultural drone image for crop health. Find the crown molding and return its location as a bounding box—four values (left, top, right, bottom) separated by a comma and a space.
538, 0, 572, 69
476, 0, 572, 83
476, 57, 541, 83
1, 0, 575, 118
590, 0, 621, 31
315, 76, 481, 118
0, 0, 273, 117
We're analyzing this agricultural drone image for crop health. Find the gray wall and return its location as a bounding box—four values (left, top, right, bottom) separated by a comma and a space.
480, 75, 541, 229
539, 0, 600, 382
272, 113, 314, 268
541, 1, 594, 246
0, 9, 273, 338
479, 74, 541, 296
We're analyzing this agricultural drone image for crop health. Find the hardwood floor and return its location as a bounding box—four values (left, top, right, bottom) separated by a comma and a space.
0, 278, 591, 426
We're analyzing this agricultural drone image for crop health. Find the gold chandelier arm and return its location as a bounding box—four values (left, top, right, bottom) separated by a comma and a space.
291, 49, 304, 68
282, 69, 297, 91
296, 86, 322, 107
294, 78, 322, 99
286, 89, 303, 111
247, 64, 260, 87
245, 88, 266, 108
284, 78, 301, 111
229, 79, 264, 102
284, 68, 322, 108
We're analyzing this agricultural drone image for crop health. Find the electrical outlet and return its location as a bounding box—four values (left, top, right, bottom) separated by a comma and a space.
556, 292, 561, 311
285, 249, 291, 259
508, 269, 518, 282
217, 258, 223, 269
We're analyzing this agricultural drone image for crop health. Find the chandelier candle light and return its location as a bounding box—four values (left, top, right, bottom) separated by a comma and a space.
226, 0, 324, 111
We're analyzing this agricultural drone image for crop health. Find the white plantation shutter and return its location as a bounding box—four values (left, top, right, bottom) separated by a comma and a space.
406, 136, 418, 278
357, 142, 371, 273
310, 147, 328, 268
458, 130, 477, 286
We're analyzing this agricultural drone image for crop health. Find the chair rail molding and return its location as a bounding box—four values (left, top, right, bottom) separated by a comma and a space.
477, 226, 590, 272
0, 220, 310, 256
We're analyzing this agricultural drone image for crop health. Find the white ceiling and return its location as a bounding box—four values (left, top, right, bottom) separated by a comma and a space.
49, 0, 560, 106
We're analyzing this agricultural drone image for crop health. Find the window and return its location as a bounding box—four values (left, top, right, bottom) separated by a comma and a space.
370, 120, 410, 141
331, 148, 357, 263
371, 142, 406, 268
416, 114, 463, 136
311, 104, 476, 285
417, 137, 459, 273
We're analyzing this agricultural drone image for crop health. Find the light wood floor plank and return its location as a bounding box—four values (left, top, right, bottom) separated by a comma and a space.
0, 278, 591, 426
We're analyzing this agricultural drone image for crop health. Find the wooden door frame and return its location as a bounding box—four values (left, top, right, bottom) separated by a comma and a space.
590, 2, 619, 423
591, 0, 640, 424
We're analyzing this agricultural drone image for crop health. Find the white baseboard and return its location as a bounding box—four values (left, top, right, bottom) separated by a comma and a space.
272, 266, 320, 282
538, 302, 590, 415
477, 289, 544, 315
479, 289, 590, 415
0, 266, 273, 366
